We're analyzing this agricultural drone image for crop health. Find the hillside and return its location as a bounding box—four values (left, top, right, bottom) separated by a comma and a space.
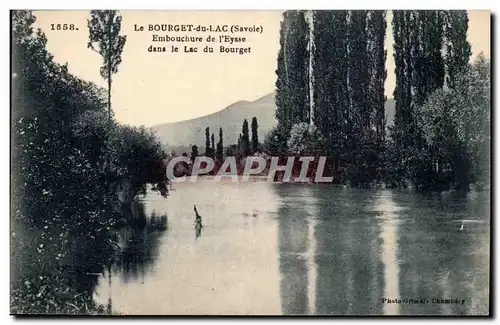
150, 93, 277, 150
150, 93, 395, 150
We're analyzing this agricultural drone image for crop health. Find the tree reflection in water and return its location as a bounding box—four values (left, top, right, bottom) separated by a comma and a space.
11, 200, 168, 314
115, 201, 168, 283
195, 223, 203, 239
272, 184, 489, 316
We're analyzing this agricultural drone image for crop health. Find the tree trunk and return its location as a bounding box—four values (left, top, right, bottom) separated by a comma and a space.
108, 75, 112, 119
306, 10, 315, 126
107, 15, 113, 120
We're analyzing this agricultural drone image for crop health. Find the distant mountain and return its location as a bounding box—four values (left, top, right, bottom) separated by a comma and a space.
150, 93, 277, 150
150, 93, 395, 150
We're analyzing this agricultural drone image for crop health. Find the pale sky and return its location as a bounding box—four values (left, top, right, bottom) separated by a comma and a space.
32, 10, 490, 127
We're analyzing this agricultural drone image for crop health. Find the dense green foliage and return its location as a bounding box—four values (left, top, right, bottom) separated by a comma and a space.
415, 56, 490, 191
275, 10, 310, 138
263, 126, 289, 155
390, 10, 480, 190
391, 10, 447, 188
287, 122, 324, 156
272, 10, 489, 190
11, 10, 168, 314
274, 10, 387, 186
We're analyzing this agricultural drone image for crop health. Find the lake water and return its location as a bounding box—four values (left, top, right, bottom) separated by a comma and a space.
93, 179, 490, 315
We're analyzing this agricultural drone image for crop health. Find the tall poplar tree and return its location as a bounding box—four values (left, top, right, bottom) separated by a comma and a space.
205, 127, 210, 155
362, 10, 388, 183
393, 10, 446, 133
390, 10, 471, 189
312, 10, 349, 162
345, 10, 389, 185
444, 10, 472, 88
211, 133, 215, 157
216, 127, 223, 162
87, 10, 126, 119
392, 11, 424, 150
390, 10, 413, 185
275, 10, 310, 135
275, 16, 288, 132
347, 10, 370, 141
242, 119, 250, 156
367, 10, 387, 143
305, 10, 316, 125
251, 117, 259, 153
416, 10, 445, 106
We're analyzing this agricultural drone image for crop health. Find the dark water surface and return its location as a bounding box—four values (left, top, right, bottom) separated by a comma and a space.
93, 179, 490, 315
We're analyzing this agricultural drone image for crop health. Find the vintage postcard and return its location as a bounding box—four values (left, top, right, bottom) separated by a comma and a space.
10, 9, 491, 316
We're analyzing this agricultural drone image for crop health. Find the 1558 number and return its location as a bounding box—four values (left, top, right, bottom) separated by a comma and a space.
50, 24, 79, 31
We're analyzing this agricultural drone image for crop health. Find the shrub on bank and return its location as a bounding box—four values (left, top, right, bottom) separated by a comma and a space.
11, 11, 168, 314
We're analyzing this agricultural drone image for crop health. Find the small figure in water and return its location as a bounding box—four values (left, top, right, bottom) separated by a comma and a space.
194, 204, 203, 238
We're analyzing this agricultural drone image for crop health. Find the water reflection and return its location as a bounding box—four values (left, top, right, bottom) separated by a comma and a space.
273, 185, 386, 315
374, 191, 401, 315
273, 185, 489, 315
88, 181, 489, 315
94, 201, 168, 310
193, 204, 204, 239
306, 197, 318, 315
310, 187, 384, 315
115, 202, 168, 282
392, 191, 490, 315
195, 222, 203, 239
94, 181, 282, 315
275, 185, 312, 315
